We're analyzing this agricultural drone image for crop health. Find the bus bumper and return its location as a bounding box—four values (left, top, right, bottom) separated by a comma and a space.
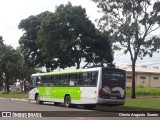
97, 98, 125, 105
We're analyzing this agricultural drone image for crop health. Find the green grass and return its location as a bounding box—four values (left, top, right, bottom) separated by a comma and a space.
123, 98, 160, 110
125, 86, 160, 110
0, 93, 28, 99
98, 98, 160, 111
126, 86, 160, 96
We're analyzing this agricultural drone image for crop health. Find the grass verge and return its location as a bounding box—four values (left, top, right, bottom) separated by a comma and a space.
0, 92, 28, 99
97, 98, 160, 111
126, 86, 160, 96
123, 98, 160, 110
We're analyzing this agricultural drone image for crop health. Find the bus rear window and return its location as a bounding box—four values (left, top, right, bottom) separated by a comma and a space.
103, 72, 124, 81
102, 68, 125, 81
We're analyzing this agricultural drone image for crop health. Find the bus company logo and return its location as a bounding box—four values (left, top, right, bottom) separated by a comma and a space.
1, 112, 42, 118
2, 112, 11, 117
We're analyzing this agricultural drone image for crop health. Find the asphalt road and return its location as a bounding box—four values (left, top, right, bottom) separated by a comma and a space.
0, 98, 159, 120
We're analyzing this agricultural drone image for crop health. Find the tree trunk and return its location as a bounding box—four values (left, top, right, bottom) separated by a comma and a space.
46, 63, 51, 72
76, 61, 81, 69
131, 61, 136, 99
76, 63, 80, 69
5, 78, 10, 92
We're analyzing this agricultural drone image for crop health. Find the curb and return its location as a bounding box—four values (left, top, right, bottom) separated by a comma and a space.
0, 97, 35, 103
9, 98, 29, 102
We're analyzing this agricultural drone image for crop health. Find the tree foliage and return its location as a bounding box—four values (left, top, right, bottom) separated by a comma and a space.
0, 36, 37, 92
18, 11, 52, 68
19, 3, 114, 70
92, 0, 160, 98
84, 32, 114, 68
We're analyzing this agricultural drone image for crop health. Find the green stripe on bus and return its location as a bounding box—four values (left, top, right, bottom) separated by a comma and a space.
38, 87, 81, 100
39, 69, 83, 76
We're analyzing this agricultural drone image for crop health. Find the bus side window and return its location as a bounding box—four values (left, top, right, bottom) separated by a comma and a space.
68, 74, 78, 86
52, 75, 59, 85
83, 72, 90, 86
50, 75, 55, 86
78, 73, 87, 86
41, 76, 45, 86
64, 74, 70, 85
45, 76, 51, 86
90, 72, 98, 86
41, 76, 50, 86
36, 76, 42, 86
59, 75, 62, 84
59, 74, 68, 85
50, 75, 56, 86
78, 72, 98, 86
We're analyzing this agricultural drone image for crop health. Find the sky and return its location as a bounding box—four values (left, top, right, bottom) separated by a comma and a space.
0, 0, 101, 48
0, 0, 160, 68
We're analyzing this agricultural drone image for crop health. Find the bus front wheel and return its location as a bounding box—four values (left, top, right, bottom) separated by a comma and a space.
64, 96, 71, 108
54, 102, 59, 106
35, 94, 43, 104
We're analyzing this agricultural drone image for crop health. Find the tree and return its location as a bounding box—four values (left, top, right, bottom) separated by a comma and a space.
0, 36, 37, 92
84, 31, 114, 68
92, 0, 160, 98
18, 11, 52, 69
38, 2, 114, 69
15, 48, 41, 81
0, 38, 21, 91
38, 3, 96, 69
19, 3, 114, 71
0, 36, 5, 87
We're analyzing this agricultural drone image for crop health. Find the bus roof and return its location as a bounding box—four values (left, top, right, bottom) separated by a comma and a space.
31, 73, 40, 77
32, 67, 102, 76
39, 69, 83, 76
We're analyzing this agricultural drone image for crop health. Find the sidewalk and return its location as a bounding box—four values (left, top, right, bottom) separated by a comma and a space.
0, 97, 28, 101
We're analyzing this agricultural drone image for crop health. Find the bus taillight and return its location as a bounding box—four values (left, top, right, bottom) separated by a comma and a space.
99, 88, 103, 98
124, 90, 126, 98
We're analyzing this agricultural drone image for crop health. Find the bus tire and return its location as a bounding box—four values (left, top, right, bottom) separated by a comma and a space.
84, 104, 96, 109
54, 102, 59, 106
64, 96, 71, 108
35, 94, 43, 104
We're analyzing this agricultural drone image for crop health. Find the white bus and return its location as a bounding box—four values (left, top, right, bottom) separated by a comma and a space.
29, 67, 126, 108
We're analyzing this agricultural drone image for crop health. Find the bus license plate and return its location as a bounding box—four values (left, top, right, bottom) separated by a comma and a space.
110, 97, 116, 99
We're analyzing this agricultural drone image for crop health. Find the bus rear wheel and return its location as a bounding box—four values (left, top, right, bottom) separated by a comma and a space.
84, 104, 96, 109
35, 94, 43, 104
